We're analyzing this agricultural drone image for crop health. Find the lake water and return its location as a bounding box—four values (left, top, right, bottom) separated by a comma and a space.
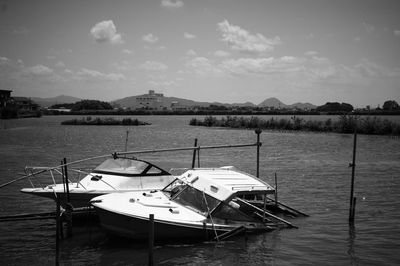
0, 115, 399, 265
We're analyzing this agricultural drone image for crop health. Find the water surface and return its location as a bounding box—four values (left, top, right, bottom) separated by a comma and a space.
0, 115, 399, 265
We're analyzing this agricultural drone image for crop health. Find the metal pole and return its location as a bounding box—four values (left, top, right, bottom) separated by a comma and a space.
63, 158, 72, 237
349, 130, 357, 225
55, 195, 60, 266
191, 138, 198, 168
255, 129, 262, 178
148, 214, 154, 266
274, 172, 278, 206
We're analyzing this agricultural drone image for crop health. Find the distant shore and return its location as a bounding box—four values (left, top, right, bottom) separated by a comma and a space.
43, 109, 400, 116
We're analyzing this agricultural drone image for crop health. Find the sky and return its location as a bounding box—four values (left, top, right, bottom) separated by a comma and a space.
0, 0, 399, 107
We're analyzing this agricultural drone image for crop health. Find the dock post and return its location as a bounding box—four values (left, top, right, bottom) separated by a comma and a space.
255, 128, 262, 178
125, 130, 129, 152
63, 158, 70, 204
191, 138, 198, 168
274, 173, 278, 206
63, 158, 72, 237
349, 130, 357, 225
55, 195, 60, 266
148, 214, 154, 266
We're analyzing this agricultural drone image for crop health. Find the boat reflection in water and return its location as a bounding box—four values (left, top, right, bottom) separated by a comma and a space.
91, 166, 294, 242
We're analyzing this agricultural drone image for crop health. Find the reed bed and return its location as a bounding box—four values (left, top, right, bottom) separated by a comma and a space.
61, 117, 150, 126
189, 115, 400, 135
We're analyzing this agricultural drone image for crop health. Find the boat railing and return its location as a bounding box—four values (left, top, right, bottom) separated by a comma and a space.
1, 131, 262, 190
23, 166, 93, 190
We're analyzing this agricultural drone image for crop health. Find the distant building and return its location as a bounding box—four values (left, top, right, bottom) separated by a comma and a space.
171, 101, 190, 111
12, 97, 39, 111
135, 90, 165, 110
0, 89, 13, 108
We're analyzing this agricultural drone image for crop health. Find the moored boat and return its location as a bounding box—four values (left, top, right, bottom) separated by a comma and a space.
21, 157, 175, 208
91, 166, 292, 241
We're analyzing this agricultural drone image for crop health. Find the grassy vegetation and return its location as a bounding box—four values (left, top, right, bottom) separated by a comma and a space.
189, 115, 400, 135
61, 117, 150, 126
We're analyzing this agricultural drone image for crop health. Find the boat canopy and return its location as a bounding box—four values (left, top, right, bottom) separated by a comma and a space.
92, 158, 170, 176
173, 168, 275, 202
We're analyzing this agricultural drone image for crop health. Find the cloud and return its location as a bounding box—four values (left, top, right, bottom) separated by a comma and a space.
217, 20, 281, 54
362, 22, 375, 34
214, 50, 230, 57
184, 57, 224, 76
142, 33, 159, 44
13, 26, 29, 35
55, 61, 66, 68
24, 65, 54, 76
122, 49, 133, 54
186, 49, 197, 56
304, 51, 318, 56
161, 0, 184, 8
90, 20, 123, 44
139, 61, 168, 71
76, 68, 125, 81
221, 57, 305, 76
394, 30, 400, 37
184, 32, 196, 39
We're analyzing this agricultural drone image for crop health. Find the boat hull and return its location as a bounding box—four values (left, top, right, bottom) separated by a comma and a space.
94, 206, 272, 241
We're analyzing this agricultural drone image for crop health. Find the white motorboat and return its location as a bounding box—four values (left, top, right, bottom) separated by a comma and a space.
91, 166, 292, 241
21, 157, 175, 208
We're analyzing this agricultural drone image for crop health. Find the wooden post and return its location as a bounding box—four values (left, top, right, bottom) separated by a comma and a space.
125, 130, 129, 152
255, 129, 262, 178
55, 195, 60, 266
274, 173, 278, 206
148, 214, 154, 266
191, 138, 198, 168
349, 130, 357, 225
63, 158, 70, 204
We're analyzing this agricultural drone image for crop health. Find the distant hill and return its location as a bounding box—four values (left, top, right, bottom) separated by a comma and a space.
113, 94, 316, 110
258, 97, 316, 109
258, 97, 287, 108
112, 94, 254, 109
32, 95, 81, 108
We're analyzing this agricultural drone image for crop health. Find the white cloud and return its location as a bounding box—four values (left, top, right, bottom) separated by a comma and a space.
77, 68, 125, 81
122, 49, 133, 54
362, 22, 375, 34
184, 57, 224, 76
161, 0, 184, 8
304, 51, 318, 56
184, 32, 196, 39
25, 65, 54, 76
90, 20, 123, 44
186, 49, 197, 56
221, 57, 304, 76
55, 61, 65, 68
142, 33, 159, 44
139, 61, 168, 71
217, 20, 281, 54
214, 50, 230, 57
111, 60, 131, 71
394, 30, 400, 37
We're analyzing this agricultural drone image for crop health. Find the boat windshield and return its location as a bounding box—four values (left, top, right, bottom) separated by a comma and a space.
93, 158, 151, 175
164, 179, 221, 215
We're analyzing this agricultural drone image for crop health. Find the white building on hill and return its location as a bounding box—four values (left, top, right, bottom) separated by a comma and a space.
135, 90, 165, 110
